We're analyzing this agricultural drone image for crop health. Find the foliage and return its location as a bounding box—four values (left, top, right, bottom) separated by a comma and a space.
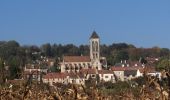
133, 76, 146, 86
0, 58, 5, 85
1, 73, 170, 100
156, 58, 170, 71
8, 56, 21, 79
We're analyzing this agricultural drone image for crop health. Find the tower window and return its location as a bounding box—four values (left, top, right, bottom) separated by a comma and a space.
96, 54, 98, 58
92, 41, 95, 52
95, 41, 98, 52
93, 54, 95, 59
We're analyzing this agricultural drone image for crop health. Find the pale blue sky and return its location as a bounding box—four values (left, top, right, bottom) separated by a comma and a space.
0, 0, 170, 48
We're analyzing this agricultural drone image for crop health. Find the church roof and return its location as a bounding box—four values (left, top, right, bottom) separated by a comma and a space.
90, 31, 99, 39
63, 56, 91, 62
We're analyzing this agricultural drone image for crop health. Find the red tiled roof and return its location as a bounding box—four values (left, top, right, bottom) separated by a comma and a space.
63, 56, 90, 62
43, 73, 67, 79
111, 66, 156, 74
98, 70, 113, 74
68, 72, 84, 79
142, 66, 156, 73
43, 72, 85, 79
111, 66, 143, 71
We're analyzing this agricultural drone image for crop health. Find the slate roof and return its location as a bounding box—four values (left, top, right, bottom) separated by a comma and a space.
90, 31, 99, 39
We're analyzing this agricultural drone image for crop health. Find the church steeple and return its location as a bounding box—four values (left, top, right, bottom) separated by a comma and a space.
89, 31, 101, 70
90, 31, 99, 39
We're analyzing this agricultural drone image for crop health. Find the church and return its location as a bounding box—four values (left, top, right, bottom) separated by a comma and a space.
60, 31, 107, 73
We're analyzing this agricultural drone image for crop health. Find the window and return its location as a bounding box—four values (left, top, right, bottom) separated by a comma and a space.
91, 74, 95, 78
105, 76, 108, 78
93, 54, 95, 59
83, 63, 85, 67
92, 41, 95, 52
95, 41, 98, 52
65, 66, 69, 70
88, 63, 90, 66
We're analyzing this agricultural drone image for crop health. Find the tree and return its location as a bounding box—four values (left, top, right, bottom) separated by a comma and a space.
49, 57, 60, 72
156, 58, 170, 71
139, 57, 147, 64
160, 48, 170, 57
41, 43, 52, 57
0, 58, 5, 84
128, 48, 141, 61
79, 45, 89, 56
0, 40, 20, 59
8, 56, 21, 79
114, 50, 129, 63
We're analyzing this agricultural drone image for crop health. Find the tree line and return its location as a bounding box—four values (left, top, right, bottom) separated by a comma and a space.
0, 40, 169, 80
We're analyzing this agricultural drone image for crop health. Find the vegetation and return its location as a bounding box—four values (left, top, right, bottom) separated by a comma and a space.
0, 72, 170, 100
0, 40, 169, 79
156, 58, 170, 71
0, 40, 170, 99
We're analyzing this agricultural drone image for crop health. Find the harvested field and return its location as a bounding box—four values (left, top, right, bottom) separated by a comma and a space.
0, 72, 170, 100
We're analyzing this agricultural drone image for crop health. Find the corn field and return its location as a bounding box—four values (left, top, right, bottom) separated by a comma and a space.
0, 71, 170, 100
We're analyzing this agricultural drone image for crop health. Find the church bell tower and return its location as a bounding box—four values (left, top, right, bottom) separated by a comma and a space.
90, 31, 101, 70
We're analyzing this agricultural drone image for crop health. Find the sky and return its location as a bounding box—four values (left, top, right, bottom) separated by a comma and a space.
0, 0, 170, 48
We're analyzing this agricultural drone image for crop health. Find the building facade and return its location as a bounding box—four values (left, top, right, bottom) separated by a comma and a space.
60, 31, 104, 73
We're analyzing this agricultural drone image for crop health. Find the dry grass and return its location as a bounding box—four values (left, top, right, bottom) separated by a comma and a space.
0, 71, 170, 100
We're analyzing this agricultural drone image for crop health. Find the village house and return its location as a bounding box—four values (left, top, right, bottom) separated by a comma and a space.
111, 64, 161, 81
111, 66, 144, 81
43, 69, 115, 85
42, 73, 68, 85
41, 57, 56, 67
42, 72, 86, 85
111, 67, 125, 81
79, 69, 115, 82
24, 64, 48, 81
98, 70, 115, 82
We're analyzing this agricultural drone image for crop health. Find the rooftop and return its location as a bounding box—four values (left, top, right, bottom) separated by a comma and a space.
63, 56, 90, 62
90, 31, 99, 39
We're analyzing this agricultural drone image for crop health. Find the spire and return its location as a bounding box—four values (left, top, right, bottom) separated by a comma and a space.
90, 31, 99, 39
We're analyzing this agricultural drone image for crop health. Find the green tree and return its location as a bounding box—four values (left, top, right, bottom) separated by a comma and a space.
49, 57, 60, 72
156, 58, 170, 71
139, 57, 147, 64
41, 43, 52, 57
0, 58, 5, 84
114, 50, 129, 63
8, 56, 21, 79
160, 48, 170, 57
